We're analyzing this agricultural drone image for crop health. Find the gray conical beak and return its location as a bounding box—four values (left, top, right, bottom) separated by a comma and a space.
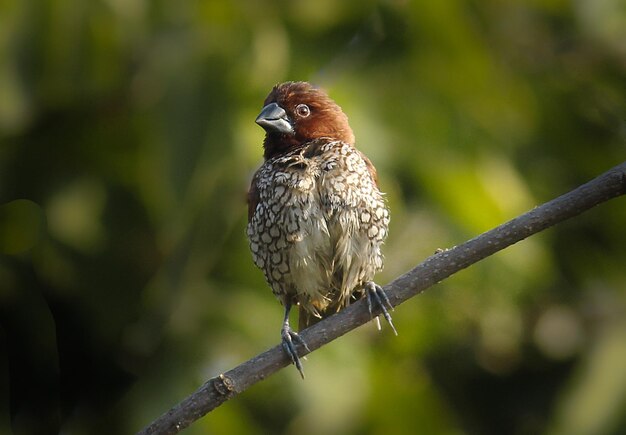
255, 102, 294, 135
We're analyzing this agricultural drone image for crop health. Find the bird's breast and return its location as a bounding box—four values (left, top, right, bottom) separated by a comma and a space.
247, 142, 388, 315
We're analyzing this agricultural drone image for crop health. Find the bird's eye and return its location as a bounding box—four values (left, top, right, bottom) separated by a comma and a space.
295, 104, 310, 118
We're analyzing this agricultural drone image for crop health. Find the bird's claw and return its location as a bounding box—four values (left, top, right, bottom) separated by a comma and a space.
365, 281, 398, 336
281, 326, 310, 379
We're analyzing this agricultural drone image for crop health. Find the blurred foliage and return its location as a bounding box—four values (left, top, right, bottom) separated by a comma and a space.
0, 0, 625, 434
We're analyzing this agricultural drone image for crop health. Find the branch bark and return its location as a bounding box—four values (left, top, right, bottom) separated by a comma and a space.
138, 161, 626, 435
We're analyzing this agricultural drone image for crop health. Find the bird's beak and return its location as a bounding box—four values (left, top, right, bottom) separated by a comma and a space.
255, 102, 294, 135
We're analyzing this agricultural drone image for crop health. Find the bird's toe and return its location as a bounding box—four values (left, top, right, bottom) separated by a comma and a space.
365, 281, 397, 336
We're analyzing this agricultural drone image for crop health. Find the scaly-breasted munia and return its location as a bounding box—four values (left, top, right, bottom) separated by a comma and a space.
247, 81, 394, 377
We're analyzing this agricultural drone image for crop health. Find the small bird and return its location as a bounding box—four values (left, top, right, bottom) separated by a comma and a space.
247, 81, 394, 377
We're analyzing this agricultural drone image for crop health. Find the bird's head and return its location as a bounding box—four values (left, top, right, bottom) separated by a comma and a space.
256, 81, 355, 159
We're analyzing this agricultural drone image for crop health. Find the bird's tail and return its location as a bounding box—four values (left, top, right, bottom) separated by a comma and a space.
298, 295, 352, 331
298, 305, 323, 331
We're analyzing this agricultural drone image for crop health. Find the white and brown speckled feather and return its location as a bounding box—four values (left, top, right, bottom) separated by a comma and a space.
247, 138, 389, 329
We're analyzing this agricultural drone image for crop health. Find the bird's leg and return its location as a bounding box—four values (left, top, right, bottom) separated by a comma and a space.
364, 281, 398, 336
281, 302, 311, 379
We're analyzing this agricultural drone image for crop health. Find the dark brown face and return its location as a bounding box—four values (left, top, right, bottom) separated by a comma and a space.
256, 81, 355, 159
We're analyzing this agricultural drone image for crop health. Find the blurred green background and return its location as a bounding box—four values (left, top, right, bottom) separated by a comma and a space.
1, 0, 625, 434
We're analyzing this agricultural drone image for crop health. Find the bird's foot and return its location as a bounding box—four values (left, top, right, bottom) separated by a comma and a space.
281, 324, 311, 379
365, 281, 397, 336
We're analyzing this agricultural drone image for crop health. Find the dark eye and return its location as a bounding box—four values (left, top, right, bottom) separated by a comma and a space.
295, 104, 310, 118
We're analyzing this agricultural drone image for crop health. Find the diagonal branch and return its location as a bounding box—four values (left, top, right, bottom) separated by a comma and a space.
138, 161, 626, 435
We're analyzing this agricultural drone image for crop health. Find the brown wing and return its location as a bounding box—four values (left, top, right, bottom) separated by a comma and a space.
357, 150, 379, 187
247, 171, 260, 222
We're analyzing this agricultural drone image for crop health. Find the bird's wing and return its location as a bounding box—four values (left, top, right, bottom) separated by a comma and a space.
357, 150, 379, 187
247, 170, 261, 223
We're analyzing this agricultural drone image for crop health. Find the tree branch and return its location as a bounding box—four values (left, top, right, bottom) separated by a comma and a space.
138, 162, 626, 435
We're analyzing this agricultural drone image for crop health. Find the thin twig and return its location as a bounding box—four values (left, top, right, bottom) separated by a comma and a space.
138, 161, 626, 435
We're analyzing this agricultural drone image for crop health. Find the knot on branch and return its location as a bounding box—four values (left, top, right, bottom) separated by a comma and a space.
213, 374, 235, 397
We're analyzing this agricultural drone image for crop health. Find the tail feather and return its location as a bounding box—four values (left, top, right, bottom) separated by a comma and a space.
298, 291, 359, 331
298, 306, 321, 331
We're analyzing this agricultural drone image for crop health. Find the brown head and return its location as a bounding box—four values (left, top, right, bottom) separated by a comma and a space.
256, 81, 355, 159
